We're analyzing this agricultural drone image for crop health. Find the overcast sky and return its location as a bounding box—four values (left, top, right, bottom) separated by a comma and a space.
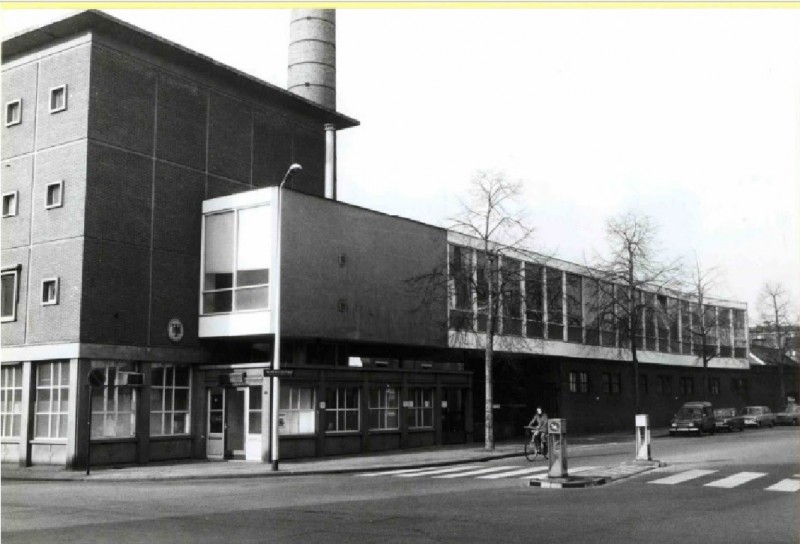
3, 8, 798, 319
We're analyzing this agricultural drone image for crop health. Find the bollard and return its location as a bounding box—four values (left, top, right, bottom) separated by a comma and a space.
547, 419, 568, 478
635, 414, 651, 461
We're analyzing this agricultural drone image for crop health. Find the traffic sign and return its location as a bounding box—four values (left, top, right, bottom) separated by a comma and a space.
263, 369, 294, 377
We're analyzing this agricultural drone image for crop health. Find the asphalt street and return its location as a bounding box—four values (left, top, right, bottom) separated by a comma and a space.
2, 426, 797, 544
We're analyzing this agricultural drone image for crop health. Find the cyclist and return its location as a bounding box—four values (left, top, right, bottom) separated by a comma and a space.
527, 407, 549, 458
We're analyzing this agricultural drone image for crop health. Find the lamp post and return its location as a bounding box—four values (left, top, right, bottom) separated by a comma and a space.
271, 163, 302, 471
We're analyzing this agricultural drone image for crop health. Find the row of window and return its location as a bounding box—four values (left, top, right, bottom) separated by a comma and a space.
1, 269, 61, 322
0, 362, 191, 440
2, 181, 64, 219
4, 85, 68, 127
567, 371, 747, 396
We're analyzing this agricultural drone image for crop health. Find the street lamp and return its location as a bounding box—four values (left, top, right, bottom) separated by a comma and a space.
271, 163, 302, 471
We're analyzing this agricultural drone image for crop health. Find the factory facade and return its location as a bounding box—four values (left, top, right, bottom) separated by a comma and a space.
1, 10, 784, 470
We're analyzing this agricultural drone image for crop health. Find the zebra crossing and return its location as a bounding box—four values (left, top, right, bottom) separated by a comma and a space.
357, 464, 599, 481
647, 469, 799, 493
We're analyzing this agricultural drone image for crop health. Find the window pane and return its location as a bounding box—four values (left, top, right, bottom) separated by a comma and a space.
173, 412, 188, 434
37, 389, 51, 413
235, 287, 268, 311
237, 206, 270, 278
204, 212, 235, 289
174, 366, 190, 387
1, 273, 15, 317
250, 386, 263, 410
279, 387, 291, 410
58, 388, 69, 412
203, 291, 232, 313
345, 410, 358, 431
152, 367, 164, 387
150, 413, 163, 436
174, 389, 189, 411
249, 411, 262, 434
298, 388, 313, 409
237, 269, 269, 288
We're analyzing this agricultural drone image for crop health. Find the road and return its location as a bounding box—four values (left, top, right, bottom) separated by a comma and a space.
3, 427, 797, 543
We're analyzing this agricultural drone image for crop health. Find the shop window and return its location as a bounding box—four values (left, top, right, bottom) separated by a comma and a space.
601, 372, 621, 395
41, 278, 59, 306
1, 365, 23, 438
45, 181, 63, 209
407, 388, 433, 428
324, 387, 358, 432
656, 375, 672, 394
2, 191, 17, 218
5, 99, 21, 126
34, 361, 70, 439
1, 268, 19, 322
49, 85, 67, 114
708, 377, 720, 396
150, 364, 190, 436
679, 377, 694, 396
280, 386, 316, 435
90, 362, 138, 438
569, 371, 589, 394
369, 386, 399, 430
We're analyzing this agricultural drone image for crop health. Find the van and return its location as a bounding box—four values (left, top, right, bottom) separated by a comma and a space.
670, 401, 715, 436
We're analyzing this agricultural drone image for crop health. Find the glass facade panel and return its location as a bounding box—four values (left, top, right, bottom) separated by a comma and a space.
34, 361, 69, 439
280, 386, 317, 435
1, 366, 23, 438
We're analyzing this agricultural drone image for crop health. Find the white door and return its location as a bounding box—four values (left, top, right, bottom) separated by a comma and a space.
207, 388, 225, 460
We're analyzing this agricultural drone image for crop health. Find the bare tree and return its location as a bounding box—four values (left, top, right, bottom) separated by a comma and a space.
685, 256, 723, 397
587, 212, 681, 414
758, 282, 793, 404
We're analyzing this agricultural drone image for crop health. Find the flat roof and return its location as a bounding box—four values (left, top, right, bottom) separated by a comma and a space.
2, 10, 359, 130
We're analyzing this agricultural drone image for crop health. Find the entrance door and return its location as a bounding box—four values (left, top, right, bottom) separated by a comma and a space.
442, 388, 466, 444
207, 388, 225, 460
226, 387, 247, 459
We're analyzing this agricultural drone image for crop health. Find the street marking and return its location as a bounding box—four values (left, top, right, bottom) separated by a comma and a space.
649, 469, 717, 485
358, 468, 438, 477
477, 467, 549, 479
705, 472, 767, 488
568, 466, 599, 474
395, 465, 480, 477
765, 479, 800, 493
528, 467, 599, 480
433, 466, 518, 478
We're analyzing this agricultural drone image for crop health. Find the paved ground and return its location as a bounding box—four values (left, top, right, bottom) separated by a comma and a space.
1, 429, 666, 482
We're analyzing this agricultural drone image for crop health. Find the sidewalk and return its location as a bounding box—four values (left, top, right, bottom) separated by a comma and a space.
1, 429, 668, 483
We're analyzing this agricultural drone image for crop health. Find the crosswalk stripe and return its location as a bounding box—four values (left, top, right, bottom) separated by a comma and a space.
478, 467, 550, 479
705, 472, 767, 489
528, 466, 599, 481
395, 465, 480, 478
433, 466, 519, 479
766, 479, 800, 492
649, 469, 718, 485
358, 468, 437, 477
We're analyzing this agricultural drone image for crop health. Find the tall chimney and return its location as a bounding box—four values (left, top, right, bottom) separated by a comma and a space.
288, 9, 337, 199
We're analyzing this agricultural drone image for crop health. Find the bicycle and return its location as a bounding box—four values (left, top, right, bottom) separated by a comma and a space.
523, 425, 548, 462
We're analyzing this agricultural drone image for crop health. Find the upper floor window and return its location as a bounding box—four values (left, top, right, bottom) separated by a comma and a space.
49, 85, 67, 114
2, 191, 18, 218
45, 181, 63, 209
5, 99, 21, 127
1, 268, 20, 322
41, 278, 59, 306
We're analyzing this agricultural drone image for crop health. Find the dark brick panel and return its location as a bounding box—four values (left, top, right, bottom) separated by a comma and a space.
153, 161, 204, 255
1, 62, 38, 160
85, 143, 152, 247
89, 46, 156, 155
36, 44, 91, 151
290, 124, 325, 197
208, 92, 251, 183
156, 74, 207, 170
31, 141, 87, 245
206, 175, 252, 200
1, 155, 34, 249
27, 239, 83, 344
252, 109, 292, 188
149, 250, 200, 348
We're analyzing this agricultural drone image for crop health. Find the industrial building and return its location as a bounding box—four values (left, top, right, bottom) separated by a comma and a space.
1, 10, 788, 469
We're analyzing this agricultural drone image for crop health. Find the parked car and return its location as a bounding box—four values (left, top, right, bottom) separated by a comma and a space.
740, 406, 776, 428
670, 401, 716, 435
775, 404, 800, 426
713, 408, 744, 432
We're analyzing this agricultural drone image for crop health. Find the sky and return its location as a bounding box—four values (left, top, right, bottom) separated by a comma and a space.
2, 7, 798, 321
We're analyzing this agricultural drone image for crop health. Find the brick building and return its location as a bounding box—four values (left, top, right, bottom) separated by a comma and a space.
1, 11, 787, 469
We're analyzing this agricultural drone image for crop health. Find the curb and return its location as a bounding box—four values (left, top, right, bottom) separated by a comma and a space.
529, 477, 607, 489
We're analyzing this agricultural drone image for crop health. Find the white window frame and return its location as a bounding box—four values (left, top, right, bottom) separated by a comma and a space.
325, 386, 360, 433
5, 99, 21, 127
369, 386, 399, 430
45, 180, 64, 210
49, 85, 67, 114
150, 364, 191, 436
90, 362, 138, 439
34, 361, 70, 439
1, 365, 23, 438
408, 388, 434, 429
1, 268, 20, 322
41, 277, 59, 306
2, 191, 18, 218
279, 386, 316, 435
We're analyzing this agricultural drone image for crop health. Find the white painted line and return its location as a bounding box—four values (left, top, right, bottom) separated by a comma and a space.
527, 467, 598, 481
649, 469, 718, 485
395, 465, 480, 478
766, 479, 800, 492
705, 472, 767, 489
358, 468, 437, 477
433, 466, 519, 479
478, 467, 549, 479
568, 466, 599, 474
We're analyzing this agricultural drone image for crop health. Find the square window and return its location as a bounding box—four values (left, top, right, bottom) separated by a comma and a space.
49, 85, 67, 114
45, 181, 63, 209
5, 99, 21, 127
2, 269, 19, 322
41, 278, 59, 306
2, 192, 18, 218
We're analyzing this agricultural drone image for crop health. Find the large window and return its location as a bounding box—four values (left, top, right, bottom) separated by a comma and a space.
407, 388, 433, 428
679, 377, 694, 396
449, 245, 473, 330
601, 372, 621, 395
524, 263, 544, 338
90, 362, 138, 439
1, 268, 19, 322
569, 371, 589, 394
733, 309, 747, 358
656, 375, 672, 394
501, 258, 522, 336
150, 364, 190, 436
325, 387, 358, 432
202, 205, 270, 314
369, 386, 399, 430
566, 273, 583, 343
546, 268, 563, 340
280, 386, 316, 435
34, 361, 70, 439
1, 365, 23, 438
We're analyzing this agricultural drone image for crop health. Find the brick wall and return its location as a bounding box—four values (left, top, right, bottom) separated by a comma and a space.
27, 238, 83, 343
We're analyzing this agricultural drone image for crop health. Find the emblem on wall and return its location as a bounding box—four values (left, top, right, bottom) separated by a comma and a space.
167, 318, 184, 343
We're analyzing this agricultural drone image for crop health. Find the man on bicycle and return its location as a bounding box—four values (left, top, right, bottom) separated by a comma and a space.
527, 407, 549, 458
